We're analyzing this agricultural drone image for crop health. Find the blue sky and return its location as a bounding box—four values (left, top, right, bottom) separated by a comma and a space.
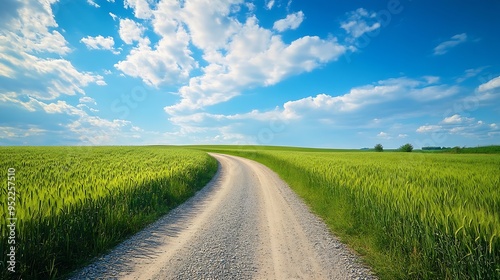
1, 0, 499, 148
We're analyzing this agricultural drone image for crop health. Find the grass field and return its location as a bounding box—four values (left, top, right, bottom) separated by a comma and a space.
2, 145, 498, 279
193, 145, 500, 279
0, 146, 218, 279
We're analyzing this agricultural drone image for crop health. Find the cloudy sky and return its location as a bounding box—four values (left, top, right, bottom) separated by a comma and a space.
1, 0, 499, 148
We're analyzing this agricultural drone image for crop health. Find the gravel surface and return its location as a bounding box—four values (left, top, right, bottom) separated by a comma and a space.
69, 153, 377, 280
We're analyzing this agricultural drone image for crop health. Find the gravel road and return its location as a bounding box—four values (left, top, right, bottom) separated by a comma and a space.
69, 153, 377, 280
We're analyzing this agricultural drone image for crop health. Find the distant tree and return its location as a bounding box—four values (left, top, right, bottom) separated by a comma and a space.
399, 143, 413, 152
374, 143, 384, 152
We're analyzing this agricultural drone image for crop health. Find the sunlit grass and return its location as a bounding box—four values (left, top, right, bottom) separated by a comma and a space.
0, 146, 217, 279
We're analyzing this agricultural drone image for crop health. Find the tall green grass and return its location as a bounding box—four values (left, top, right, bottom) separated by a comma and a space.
0, 146, 217, 279
196, 146, 500, 279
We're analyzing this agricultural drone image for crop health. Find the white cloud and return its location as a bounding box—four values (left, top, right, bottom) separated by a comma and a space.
79, 96, 97, 105
0, 92, 38, 111
423, 76, 440, 84
165, 15, 346, 114
377, 132, 391, 139
2, 1, 71, 56
1, 92, 143, 144
118, 18, 144, 45
80, 35, 118, 54
456, 67, 485, 83
478, 75, 500, 92
166, 109, 285, 145
410, 85, 460, 101
0, 126, 45, 139
433, 33, 467, 55
87, 0, 100, 8
266, 0, 275, 10
245, 3, 256, 12
417, 116, 499, 138
341, 8, 380, 39
115, 0, 199, 86
165, 75, 467, 144
124, 0, 153, 19
282, 77, 459, 119
442, 114, 474, 124
152, 0, 182, 36
0, 52, 106, 99
109, 12, 118, 21
0, 0, 104, 101
442, 114, 462, 124
0, 61, 15, 78
273, 11, 304, 32
416, 125, 442, 133
111, 0, 347, 113
180, 0, 243, 52
115, 25, 196, 86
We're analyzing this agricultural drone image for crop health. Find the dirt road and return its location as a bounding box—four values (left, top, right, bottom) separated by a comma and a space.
70, 153, 375, 279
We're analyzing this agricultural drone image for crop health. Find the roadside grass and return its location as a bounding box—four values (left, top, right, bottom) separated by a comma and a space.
192, 146, 500, 280
0, 146, 218, 279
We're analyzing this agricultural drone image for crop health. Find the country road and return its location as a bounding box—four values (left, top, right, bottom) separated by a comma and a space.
70, 153, 376, 280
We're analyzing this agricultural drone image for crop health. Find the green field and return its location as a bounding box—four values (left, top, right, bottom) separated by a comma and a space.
0, 146, 217, 279
1, 145, 499, 279
193, 145, 500, 279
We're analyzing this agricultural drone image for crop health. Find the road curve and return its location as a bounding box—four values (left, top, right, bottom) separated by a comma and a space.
70, 153, 376, 280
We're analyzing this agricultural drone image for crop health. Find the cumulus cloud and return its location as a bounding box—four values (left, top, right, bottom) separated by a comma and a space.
165, 15, 346, 114
416, 125, 442, 133
341, 8, 380, 39
282, 77, 459, 119
114, 0, 199, 86
124, 0, 153, 19
118, 18, 144, 44
115, 25, 196, 86
442, 114, 474, 124
180, 0, 243, 52
110, 0, 348, 114
0, 0, 105, 101
377, 132, 391, 139
0, 52, 106, 100
433, 33, 467, 55
80, 35, 119, 54
164, 75, 467, 144
273, 11, 304, 32
2, 0, 71, 55
1, 92, 143, 145
79, 96, 97, 105
165, 108, 287, 145
417, 114, 499, 138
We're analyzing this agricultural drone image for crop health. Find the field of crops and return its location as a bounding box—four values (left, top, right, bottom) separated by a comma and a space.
0, 146, 217, 279
196, 146, 500, 279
